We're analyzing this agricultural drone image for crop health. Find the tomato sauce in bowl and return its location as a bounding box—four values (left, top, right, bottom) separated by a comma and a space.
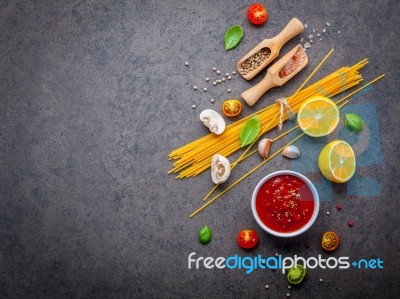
251, 171, 319, 237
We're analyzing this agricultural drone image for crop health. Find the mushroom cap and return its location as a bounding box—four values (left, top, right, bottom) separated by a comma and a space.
210, 154, 231, 184
199, 109, 226, 135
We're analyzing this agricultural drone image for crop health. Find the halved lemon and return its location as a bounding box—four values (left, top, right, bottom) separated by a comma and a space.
318, 140, 356, 183
297, 96, 340, 137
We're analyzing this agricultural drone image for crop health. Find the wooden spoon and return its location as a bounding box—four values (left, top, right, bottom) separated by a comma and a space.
236, 18, 304, 80
241, 44, 308, 106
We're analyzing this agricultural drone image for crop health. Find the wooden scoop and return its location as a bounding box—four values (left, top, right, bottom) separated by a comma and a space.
241, 44, 308, 106
236, 18, 304, 80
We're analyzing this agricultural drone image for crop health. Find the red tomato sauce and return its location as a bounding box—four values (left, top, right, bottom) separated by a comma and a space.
256, 175, 315, 233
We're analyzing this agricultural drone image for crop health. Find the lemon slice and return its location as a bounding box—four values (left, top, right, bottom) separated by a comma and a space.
318, 140, 356, 183
297, 96, 340, 137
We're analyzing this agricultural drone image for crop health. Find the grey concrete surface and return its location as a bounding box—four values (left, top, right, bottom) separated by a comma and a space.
1, 0, 400, 298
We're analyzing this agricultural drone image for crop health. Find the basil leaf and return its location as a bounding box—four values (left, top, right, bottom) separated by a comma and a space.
224, 25, 243, 51
344, 113, 364, 133
240, 115, 261, 147
199, 225, 212, 244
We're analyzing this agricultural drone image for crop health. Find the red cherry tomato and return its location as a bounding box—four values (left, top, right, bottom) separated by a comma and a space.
237, 229, 258, 249
247, 3, 268, 25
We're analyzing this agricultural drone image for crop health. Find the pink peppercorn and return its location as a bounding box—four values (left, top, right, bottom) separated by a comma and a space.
348, 221, 353, 227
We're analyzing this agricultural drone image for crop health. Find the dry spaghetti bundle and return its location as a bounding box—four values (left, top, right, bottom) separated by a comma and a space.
168, 59, 368, 179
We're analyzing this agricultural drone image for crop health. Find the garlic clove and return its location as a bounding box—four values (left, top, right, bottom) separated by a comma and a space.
258, 138, 272, 159
199, 109, 226, 135
210, 154, 231, 184
282, 145, 301, 159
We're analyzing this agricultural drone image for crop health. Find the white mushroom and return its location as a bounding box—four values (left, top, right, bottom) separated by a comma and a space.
258, 138, 272, 159
210, 154, 231, 184
281, 145, 301, 159
199, 109, 226, 135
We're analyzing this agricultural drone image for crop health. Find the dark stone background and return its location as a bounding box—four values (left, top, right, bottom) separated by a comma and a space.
1, 1, 399, 298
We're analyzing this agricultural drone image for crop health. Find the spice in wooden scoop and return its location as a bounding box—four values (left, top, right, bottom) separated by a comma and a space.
239, 48, 271, 76
279, 47, 307, 78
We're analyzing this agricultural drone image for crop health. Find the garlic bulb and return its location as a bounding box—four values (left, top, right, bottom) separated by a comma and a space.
210, 154, 231, 184
199, 109, 226, 135
258, 138, 272, 159
281, 145, 301, 159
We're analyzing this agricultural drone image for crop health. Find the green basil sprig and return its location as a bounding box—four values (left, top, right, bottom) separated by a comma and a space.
224, 25, 243, 51
199, 225, 212, 244
344, 113, 364, 133
240, 115, 261, 147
